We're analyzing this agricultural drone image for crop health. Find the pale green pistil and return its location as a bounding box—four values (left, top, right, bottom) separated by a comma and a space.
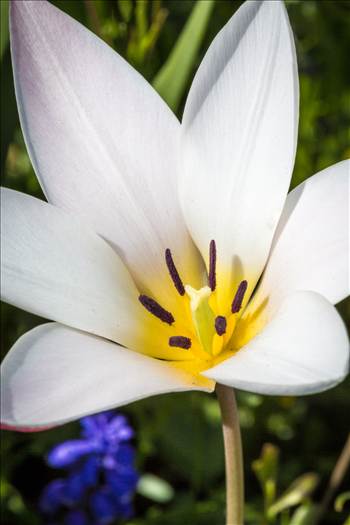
185, 285, 216, 355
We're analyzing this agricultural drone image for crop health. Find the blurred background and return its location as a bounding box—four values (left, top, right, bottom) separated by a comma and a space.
1, 0, 349, 524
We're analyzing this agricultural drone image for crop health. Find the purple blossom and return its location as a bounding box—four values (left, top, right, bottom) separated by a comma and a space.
40, 411, 138, 524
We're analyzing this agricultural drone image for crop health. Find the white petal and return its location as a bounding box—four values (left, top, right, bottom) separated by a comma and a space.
245, 160, 349, 333
1, 323, 214, 429
10, 0, 203, 310
180, 0, 299, 311
1, 188, 190, 360
204, 291, 349, 395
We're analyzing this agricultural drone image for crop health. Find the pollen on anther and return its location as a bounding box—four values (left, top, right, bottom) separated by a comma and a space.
231, 280, 248, 313
169, 336, 192, 349
165, 248, 185, 296
215, 315, 227, 336
208, 239, 216, 291
139, 295, 175, 325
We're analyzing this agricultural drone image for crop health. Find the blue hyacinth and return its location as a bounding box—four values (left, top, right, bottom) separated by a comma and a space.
40, 411, 139, 524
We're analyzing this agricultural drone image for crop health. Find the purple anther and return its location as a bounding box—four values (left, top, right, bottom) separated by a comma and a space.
139, 295, 175, 325
208, 239, 216, 291
231, 280, 248, 313
169, 336, 192, 349
165, 248, 185, 296
215, 316, 227, 336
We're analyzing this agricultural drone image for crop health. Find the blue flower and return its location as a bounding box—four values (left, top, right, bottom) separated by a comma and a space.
40, 411, 139, 524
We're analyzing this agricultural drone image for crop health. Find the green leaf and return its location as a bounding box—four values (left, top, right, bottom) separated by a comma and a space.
335, 491, 350, 512
1, 477, 40, 524
289, 503, 318, 525
118, 0, 133, 23
135, 0, 148, 40
252, 443, 280, 512
127, 0, 168, 66
137, 474, 174, 503
0, 0, 9, 60
138, 6, 168, 62
252, 443, 280, 486
152, 0, 215, 112
268, 473, 319, 519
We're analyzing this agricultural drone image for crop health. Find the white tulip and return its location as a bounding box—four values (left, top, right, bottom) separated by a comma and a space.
1, 0, 349, 431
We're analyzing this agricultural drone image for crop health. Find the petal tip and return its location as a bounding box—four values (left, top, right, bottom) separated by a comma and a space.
0, 421, 55, 433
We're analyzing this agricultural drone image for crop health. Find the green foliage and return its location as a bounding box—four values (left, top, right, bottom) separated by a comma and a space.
252, 443, 280, 517
127, 0, 169, 67
252, 444, 341, 525
152, 0, 214, 111
1, 478, 40, 525
288, 503, 318, 525
252, 444, 320, 525
335, 491, 350, 513
335, 491, 350, 525
288, 0, 350, 188
137, 474, 174, 503
118, 0, 133, 23
267, 473, 319, 520
0, 0, 9, 59
1, 1, 350, 524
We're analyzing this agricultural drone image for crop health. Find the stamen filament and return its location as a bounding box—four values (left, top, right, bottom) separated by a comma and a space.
165, 248, 185, 296
231, 280, 248, 313
139, 294, 175, 325
208, 239, 217, 291
169, 336, 192, 349
224, 315, 237, 346
212, 333, 225, 356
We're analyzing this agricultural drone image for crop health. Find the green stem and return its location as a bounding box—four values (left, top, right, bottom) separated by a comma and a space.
216, 383, 244, 525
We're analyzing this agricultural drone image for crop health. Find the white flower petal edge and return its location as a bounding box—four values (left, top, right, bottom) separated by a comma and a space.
0, 188, 189, 361
0, 323, 214, 430
203, 291, 349, 395
244, 160, 350, 330
10, 0, 203, 310
180, 0, 299, 309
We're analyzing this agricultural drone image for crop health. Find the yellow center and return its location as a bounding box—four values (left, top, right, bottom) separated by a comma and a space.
138, 241, 259, 378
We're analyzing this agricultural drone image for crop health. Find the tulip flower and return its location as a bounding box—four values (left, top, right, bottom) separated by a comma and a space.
1, 1, 349, 523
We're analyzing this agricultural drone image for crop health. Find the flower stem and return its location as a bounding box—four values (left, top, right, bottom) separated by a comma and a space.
216, 383, 244, 525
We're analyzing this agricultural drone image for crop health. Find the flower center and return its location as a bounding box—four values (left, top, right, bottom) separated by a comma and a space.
138, 240, 248, 364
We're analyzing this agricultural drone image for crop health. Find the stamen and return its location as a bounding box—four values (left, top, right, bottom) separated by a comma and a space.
169, 336, 192, 349
139, 295, 175, 325
165, 248, 185, 296
231, 280, 248, 313
215, 315, 227, 336
208, 239, 216, 291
